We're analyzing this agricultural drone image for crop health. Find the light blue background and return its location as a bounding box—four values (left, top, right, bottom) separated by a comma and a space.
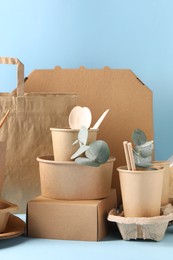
0, 0, 173, 160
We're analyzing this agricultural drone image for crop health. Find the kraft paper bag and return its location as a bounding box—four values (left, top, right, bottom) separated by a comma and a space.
0, 141, 6, 196
0, 57, 77, 212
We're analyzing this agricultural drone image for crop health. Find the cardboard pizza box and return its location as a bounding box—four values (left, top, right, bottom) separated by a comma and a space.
24, 67, 153, 204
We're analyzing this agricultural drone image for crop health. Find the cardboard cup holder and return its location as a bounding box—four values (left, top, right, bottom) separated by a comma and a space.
107, 208, 173, 241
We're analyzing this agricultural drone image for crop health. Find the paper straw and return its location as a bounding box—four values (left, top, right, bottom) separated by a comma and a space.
123, 141, 131, 170
127, 142, 136, 171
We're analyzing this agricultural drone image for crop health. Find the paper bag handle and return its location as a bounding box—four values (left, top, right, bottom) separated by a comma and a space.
0, 57, 24, 96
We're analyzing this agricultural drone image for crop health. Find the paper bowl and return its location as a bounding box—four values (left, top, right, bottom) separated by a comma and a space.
0, 200, 18, 233
37, 155, 115, 200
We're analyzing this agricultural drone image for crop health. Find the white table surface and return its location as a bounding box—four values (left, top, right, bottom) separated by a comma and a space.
0, 214, 173, 260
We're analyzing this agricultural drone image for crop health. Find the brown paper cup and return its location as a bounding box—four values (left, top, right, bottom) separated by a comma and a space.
118, 166, 164, 217
152, 161, 170, 206
50, 128, 98, 161
0, 141, 6, 196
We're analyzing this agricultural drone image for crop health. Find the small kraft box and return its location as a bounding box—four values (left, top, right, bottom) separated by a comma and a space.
27, 189, 117, 241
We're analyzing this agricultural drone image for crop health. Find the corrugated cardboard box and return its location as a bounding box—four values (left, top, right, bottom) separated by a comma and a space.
27, 189, 117, 241
24, 67, 153, 204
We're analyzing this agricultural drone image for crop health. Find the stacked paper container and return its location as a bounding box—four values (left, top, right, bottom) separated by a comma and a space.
27, 127, 117, 241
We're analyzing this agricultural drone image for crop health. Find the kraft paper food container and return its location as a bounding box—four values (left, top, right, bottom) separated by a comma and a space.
169, 165, 173, 199
37, 155, 115, 200
117, 166, 164, 218
0, 200, 18, 233
50, 128, 98, 161
108, 208, 173, 241
152, 161, 170, 206
27, 190, 117, 241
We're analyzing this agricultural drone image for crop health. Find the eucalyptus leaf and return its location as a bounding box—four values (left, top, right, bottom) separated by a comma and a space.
71, 126, 110, 167
134, 141, 154, 158
84, 147, 96, 161
78, 126, 88, 145
71, 145, 90, 160
85, 140, 110, 164
132, 129, 154, 168
132, 129, 147, 146
133, 152, 152, 168
140, 140, 154, 148
75, 157, 100, 167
